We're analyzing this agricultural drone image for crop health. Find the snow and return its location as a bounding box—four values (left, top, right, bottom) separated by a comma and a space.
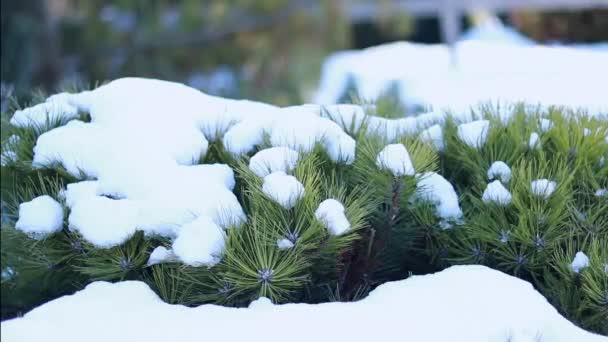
277, 238, 294, 250
15, 195, 64, 239
571, 252, 590, 274
531, 179, 557, 199
482, 181, 512, 206
248, 147, 299, 177
11, 77, 370, 253
147, 246, 175, 266
415, 172, 463, 221
60, 181, 100, 208
2, 265, 605, 342
10, 93, 80, 128
540, 119, 554, 133
419, 124, 444, 151
529, 132, 541, 149
487, 161, 511, 184
172, 216, 225, 267
314, 19, 608, 117
595, 188, 607, 197
457, 120, 490, 149
262, 171, 305, 209
314, 199, 351, 236
68, 196, 139, 248
375, 144, 415, 176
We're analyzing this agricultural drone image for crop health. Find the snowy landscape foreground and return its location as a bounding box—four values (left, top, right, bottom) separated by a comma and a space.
314, 19, 608, 115
2, 265, 606, 342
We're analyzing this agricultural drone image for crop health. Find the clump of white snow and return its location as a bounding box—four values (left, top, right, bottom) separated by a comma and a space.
60, 181, 100, 208
147, 246, 176, 266
529, 132, 541, 149
262, 171, 305, 209
15, 195, 64, 239
10, 94, 80, 128
419, 124, 444, 151
540, 118, 554, 133
482, 181, 512, 206
457, 120, 490, 149
68, 197, 139, 248
172, 216, 225, 267
531, 179, 557, 199
571, 252, 590, 273
248, 147, 299, 177
416, 172, 463, 221
277, 238, 295, 250
376, 144, 415, 176
314, 199, 351, 236
487, 161, 511, 184
3, 265, 605, 342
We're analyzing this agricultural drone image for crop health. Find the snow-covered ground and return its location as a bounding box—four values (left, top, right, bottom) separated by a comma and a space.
2, 265, 605, 342
314, 19, 608, 116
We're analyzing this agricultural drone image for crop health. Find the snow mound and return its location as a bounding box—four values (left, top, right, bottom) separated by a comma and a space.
262, 171, 305, 209
416, 172, 463, 222
482, 181, 512, 206
376, 144, 415, 176
2, 265, 605, 342
529, 132, 541, 149
571, 252, 590, 274
457, 120, 490, 149
172, 216, 225, 267
314, 25, 608, 116
15, 195, 64, 239
147, 246, 176, 266
487, 161, 511, 184
419, 124, 444, 151
249, 147, 299, 177
315, 199, 350, 236
531, 179, 557, 199
10, 78, 362, 251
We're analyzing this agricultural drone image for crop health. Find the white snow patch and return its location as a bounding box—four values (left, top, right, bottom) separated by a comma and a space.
314, 24, 608, 117
15, 195, 64, 239
376, 144, 415, 176
172, 216, 225, 267
457, 120, 490, 149
531, 179, 557, 199
482, 181, 512, 206
584, 128, 591, 137
487, 161, 511, 184
315, 199, 351, 236
147, 246, 176, 266
539, 119, 554, 133
262, 171, 305, 209
416, 172, 463, 220
68, 197, 139, 248
571, 252, 590, 273
2, 265, 605, 342
419, 124, 444, 151
277, 238, 295, 250
10, 94, 80, 128
529, 132, 541, 149
249, 147, 299, 177
248, 297, 273, 309
60, 181, 100, 208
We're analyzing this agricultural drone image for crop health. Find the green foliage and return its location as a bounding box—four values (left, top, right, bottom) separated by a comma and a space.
1, 92, 606, 335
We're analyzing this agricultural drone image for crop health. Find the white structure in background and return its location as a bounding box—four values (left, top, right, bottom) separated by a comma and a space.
314, 16, 608, 116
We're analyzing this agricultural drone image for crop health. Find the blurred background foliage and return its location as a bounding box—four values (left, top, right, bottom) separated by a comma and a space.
1, 0, 607, 106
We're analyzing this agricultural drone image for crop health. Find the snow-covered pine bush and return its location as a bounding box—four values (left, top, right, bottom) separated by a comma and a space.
0, 78, 606, 335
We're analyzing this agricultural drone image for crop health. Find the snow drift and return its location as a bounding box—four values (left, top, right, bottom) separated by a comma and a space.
1, 265, 605, 342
